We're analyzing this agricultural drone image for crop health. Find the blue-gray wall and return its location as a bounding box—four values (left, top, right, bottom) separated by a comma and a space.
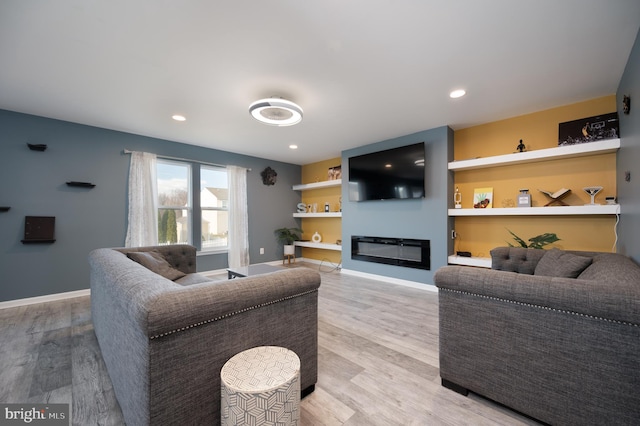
341, 126, 454, 286
0, 110, 302, 302
617, 28, 640, 264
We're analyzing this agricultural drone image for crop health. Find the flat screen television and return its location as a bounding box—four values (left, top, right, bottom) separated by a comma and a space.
348, 142, 425, 201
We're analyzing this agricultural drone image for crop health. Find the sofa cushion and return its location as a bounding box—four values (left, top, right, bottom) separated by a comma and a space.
534, 248, 592, 278
174, 273, 215, 286
127, 251, 187, 281
490, 246, 546, 274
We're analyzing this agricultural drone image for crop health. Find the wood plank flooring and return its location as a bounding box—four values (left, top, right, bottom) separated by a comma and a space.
0, 264, 541, 425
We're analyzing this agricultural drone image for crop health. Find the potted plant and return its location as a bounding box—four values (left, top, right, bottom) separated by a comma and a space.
506, 229, 560, 249
275, 227, 303, 256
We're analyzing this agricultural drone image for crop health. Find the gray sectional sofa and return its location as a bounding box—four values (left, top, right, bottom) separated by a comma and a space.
435, 247, 640, 426
89, 244, 321, 426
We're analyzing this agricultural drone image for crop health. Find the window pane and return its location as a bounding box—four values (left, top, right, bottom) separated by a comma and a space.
201, 210, 228, 249
157, 161, 190, 208
157, 160, 190, 245
201, 167, 228, 208
158, 209, 190, 245
201, 166, 228, 251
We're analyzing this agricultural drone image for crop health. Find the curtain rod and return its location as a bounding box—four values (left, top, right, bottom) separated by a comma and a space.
123, 149, 251, 171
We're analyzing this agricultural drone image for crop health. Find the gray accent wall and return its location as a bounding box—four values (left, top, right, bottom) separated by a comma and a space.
617, 28, 640, 264
341, 126, 454, 286
0, 110, 301, 302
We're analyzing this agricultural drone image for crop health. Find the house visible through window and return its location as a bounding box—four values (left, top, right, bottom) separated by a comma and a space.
156, 159, 229, 252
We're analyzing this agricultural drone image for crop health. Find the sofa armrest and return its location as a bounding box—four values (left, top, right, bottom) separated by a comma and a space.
434, 265, 640, 326
146, 268, 321, 339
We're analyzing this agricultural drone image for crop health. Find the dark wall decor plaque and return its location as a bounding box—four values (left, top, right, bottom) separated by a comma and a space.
22, 216, 56, 243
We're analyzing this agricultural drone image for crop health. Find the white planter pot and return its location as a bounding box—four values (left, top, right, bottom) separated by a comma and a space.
284, 244, 295, 255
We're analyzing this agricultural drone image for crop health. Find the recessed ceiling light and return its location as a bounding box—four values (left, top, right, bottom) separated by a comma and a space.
249, 98, 303, 126
385, 164, 392, 168
449, 89, 466, 99
289, 144, 298, 149
172, 114, 186, 121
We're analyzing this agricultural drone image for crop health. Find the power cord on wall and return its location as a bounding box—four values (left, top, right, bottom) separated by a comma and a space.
612, 213, 620, 253
318, 258, 342, 273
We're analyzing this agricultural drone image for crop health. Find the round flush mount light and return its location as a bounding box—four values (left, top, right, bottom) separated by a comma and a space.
249, 98, 303, 126
449, 89, 466, 99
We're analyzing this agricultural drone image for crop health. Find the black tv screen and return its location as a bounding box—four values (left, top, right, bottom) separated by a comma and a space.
348, 142, 425, 201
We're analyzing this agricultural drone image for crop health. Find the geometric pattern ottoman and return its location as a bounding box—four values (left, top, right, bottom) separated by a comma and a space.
221, 346, 300, 426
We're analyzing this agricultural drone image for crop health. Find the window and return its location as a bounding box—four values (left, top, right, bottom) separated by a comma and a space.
201, 166, 229, 251
157, 160, 191, 245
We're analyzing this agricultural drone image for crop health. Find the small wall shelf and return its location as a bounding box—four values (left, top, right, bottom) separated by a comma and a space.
27, 143, 47, 151
448, 138, 620, 171
0, 207, 10, 212
294, 241, 342, 251
448, 205, 620, 216
292, 179, 341, 191
293, 212, 341, 218
448, 255, 491, 268
66, 181, 96, 188
21, 239, 56, 244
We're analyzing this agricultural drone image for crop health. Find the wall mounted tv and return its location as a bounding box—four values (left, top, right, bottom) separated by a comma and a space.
348, 142, 425, 202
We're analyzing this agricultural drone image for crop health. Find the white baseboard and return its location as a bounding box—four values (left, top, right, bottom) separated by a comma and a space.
340, 268, 437, 292
0, 289, 91, 310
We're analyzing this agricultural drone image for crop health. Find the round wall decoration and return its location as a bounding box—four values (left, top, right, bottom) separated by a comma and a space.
260, 167, 277, 186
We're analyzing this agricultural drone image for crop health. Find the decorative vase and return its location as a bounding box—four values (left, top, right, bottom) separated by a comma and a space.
311, 232, 322, 243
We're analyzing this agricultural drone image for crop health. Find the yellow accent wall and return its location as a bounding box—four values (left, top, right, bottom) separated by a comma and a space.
299, 157, 342, 264
453, 95, 618, 255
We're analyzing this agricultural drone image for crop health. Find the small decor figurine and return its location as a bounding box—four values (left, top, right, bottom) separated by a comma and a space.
454, 186, 462, 209
516, 139, 526, 153
260, 167, 277, 186
296, 203, 306, 213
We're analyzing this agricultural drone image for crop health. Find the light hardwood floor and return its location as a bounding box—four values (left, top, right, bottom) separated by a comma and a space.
0, 264, 541, 425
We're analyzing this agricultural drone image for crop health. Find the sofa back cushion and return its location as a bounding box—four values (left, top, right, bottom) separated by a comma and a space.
534, 248, 592, 278
490, 246, 547, 274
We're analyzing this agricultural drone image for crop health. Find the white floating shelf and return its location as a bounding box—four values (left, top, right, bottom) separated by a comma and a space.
292, 179, 342, 191
294, 241, 342, 251
448, 255, 491, 268
448, 205, 620, 216
448, 139, 620, 171
293, 212, 342, 218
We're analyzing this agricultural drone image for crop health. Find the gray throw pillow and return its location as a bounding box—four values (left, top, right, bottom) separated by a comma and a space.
126, 251, 186, 281
534, 248, 592, 278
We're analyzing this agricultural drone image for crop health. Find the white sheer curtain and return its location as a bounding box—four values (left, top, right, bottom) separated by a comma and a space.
125, 151, 158, 247
227, 165, 249, 268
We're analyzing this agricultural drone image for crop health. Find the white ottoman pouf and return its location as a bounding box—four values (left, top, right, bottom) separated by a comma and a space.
221, 346, 301, 426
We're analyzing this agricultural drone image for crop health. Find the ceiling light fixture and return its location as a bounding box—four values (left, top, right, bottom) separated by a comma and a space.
289, 144, 298, 149
449, 89, 466, 99
249, 98, 303, 126
172, 114, 186, 121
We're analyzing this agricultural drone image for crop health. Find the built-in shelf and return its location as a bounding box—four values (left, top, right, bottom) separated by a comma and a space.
448, 205, 620, 216
294, 241, 342, 251
448, 255, 491, 268
293, 212, 342, 218
66, 181, 96, 188
448, 138, 620, 171
292, 179, 342, 191
0, 207, 10, 212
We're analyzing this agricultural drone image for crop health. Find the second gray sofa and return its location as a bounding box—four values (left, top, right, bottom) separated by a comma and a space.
435, 247, 640, 426
89, 244, 321, 426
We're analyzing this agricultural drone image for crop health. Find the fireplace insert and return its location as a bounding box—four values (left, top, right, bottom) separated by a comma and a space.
351, 236, 430, 270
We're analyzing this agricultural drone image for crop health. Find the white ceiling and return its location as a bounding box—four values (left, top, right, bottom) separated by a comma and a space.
1, 1, 639, 165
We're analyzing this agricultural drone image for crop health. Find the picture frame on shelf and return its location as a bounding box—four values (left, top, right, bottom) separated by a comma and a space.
473, 187, 493, 208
